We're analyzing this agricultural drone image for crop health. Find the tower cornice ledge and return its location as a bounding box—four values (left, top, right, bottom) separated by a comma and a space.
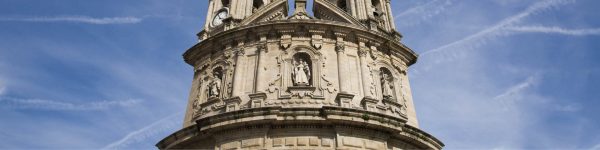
156, 106, 444, 150
185, 20, 418, 66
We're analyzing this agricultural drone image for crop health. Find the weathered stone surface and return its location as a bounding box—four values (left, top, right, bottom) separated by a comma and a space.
159, 0, 443, 149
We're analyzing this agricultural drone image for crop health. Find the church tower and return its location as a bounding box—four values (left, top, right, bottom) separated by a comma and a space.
157, 0, 443, 149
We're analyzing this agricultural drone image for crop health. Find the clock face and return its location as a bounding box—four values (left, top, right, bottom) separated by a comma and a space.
212, 10, 228, 27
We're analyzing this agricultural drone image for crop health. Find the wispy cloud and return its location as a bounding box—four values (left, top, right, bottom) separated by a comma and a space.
0, 16, 142, 24
554, 103, 582, 112
102, 112, 182, 150
493, 75, 540, 111
0, 97, 141, 111
394, 0, 453, 27
494, 75, 539, 100
421, 0, 575, 56
505, 25, 600, 36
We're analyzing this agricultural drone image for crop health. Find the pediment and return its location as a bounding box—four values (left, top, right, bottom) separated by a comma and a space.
313, 0, 366, 28
240, 0, 288, 26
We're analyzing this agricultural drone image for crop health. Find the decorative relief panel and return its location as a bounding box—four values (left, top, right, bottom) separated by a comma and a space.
273, 45, 328, 100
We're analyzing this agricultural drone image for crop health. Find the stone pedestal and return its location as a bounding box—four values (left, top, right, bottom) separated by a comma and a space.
223, 97, 242, 112
248, 93, 267, 108
336, 93, 355, 108
361, 97, 378, 111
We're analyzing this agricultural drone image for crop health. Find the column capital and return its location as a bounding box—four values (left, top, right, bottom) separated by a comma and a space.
256, 43, 267, 52
358, 49, 369, 57
234, 48, 245, 56
335, 42, 345, 53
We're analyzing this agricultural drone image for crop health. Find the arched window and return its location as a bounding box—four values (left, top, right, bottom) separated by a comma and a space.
380, 67, 394, 100
292, 53, 312, 86
371, 0, 383, 17
222, 0, 230, 7
336, 0, 348, 12
253, 0, 264, 12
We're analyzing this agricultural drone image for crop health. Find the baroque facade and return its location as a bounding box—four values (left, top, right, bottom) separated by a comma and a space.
157, 0, 444, 149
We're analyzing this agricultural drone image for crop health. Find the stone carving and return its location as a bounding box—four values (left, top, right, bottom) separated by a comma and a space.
289, 0, 311, 20
335, 42, 345, 52
266, 74, 281, 93
321, 75, 336, 93
381, 73, 394, 99
288, 86, 315, 98
292, 60, 311, 86
208, 73, 222, 98
168, 0, 445, 149
234, 48, 245, 56
256, 43, 267, 53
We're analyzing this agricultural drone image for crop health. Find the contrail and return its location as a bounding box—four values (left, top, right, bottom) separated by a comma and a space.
394, 0, 453, 27
0, 16, 142, 24
421, 0, 575, 56
505, 25, 600, 36
395, 0, 441, 19
493, 75, 538, 101
102, 112, 182, 150
0, 97, 141, 110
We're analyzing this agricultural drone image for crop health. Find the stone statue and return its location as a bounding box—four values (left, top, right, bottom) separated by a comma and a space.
208, 74, 221, 97
381, 73, 393, 99
293, 60, 310, 86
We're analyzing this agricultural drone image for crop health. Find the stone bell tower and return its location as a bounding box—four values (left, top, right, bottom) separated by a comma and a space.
157, 0, 443, 149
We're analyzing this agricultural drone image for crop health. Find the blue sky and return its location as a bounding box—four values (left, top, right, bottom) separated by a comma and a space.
0, 0, 598, 149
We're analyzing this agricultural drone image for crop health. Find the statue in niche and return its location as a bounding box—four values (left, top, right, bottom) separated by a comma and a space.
381, 73, 394, 99
292, 60, 311, 86
207, 73, 222, 98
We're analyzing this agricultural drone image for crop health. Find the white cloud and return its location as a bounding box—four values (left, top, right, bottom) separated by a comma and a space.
505, 25, 600, 36
0, 16, 143, 24
0, 97, 141, 111
102, 112, 182, 150
421, 0, 575, 56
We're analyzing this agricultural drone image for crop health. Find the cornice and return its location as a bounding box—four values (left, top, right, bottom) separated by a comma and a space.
156, 106, 443, 150
183, 20, 418, 67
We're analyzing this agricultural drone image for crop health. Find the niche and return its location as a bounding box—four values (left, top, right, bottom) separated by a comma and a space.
207, 67, 223, 98
379, 67, 394, 100
292, 53, 313, 86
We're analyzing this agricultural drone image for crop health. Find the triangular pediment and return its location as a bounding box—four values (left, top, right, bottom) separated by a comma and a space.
240, 0, 289, 26
313, 0, 366, 28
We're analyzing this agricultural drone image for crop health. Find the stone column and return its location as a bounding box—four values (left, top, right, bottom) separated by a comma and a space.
204, 0, 216, 30
254, 35, 268, 93
385, 0, 395, 30
231, 47, 245, 97
334, 33, 354, 108
358, 42, 372, 99
335, 41, 348, 93
355, 0, 368, 20
348, 0, 357, 17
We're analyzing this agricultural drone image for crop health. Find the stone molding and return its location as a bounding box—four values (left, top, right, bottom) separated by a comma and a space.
157, 106, 443, 150
184, 20, 418, 67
